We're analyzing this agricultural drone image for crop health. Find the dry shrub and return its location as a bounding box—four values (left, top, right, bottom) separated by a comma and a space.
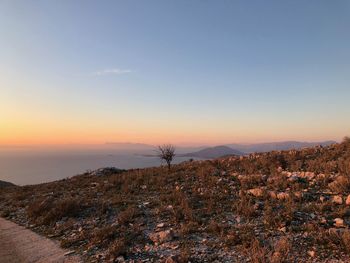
117, 206, 137, 225
108, 238, 127, 258
27, 197, 54, 219
270, 237, 291, 263
248, 238, 270, 263
268, 174, 289, 191
27, 197, 82, 225
60, 230, 87, 249
207, 220, 222, 235
180, 221, 200, 236
43, 198, 81, 224
313, 228, 344, 252
0, 208, 11, 218
174, 249, 192, 263
236, 224, 256, 248
341, 230, 350, 254
92, 225, 118, 244
328, 175, 350, 193
233, 193, 257, 218
240, 174, 265, 190
224, 229, 241, 246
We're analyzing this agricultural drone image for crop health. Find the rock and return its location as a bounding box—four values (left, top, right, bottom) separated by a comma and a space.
277, 192, 290, 200
334, 218, 345, 228
288, 175, 300, 182
332, 195, 343, 205
320, 217, 327, 224
156, 223, 165, 228
116, 256, 125, 262
64, 251, 75, 256
308, 250, 316, 257
269, 191, 277, 199
149, 230, 174, 244
305, 172, 315, 180
248, 188, 264, 197
294, 191, 303, 199
346, 195, 350, 205
90, 182, 99, 187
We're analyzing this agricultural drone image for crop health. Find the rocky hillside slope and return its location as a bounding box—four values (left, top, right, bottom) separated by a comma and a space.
0, 138, 350, 262
0, 180, 15, 188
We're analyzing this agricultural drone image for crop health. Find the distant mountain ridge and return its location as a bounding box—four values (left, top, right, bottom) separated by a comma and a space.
226, 140, 336, 154
179, 141, 336, 159
180, 146, 244, 159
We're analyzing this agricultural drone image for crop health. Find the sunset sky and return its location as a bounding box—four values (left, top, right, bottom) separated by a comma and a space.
1, 1, 350, 146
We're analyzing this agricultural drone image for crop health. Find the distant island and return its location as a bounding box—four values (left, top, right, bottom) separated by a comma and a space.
138, 140, 336, 159
179, 145, 244, 159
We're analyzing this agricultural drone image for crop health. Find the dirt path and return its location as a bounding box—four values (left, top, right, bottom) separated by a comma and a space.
0, 217, 81, 263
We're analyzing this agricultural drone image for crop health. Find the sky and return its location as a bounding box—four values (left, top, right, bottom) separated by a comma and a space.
1, 0, 350, 146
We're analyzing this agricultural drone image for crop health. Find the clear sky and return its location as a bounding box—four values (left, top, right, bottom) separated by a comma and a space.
1, 0, 349, 146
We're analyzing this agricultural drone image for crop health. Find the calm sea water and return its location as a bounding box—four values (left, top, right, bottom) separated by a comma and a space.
0, 152, 195, 185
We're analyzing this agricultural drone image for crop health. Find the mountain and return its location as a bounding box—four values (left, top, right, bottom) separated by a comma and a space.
180, 145, 244, 159
226, 140, 336, 154
0, 180, 15, 188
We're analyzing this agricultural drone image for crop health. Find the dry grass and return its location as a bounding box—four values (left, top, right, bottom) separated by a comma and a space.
27, 197, 82, 225
1, 139, 350, 261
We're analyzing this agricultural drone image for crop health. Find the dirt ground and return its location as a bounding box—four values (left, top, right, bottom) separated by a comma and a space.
0, 217, 81, 263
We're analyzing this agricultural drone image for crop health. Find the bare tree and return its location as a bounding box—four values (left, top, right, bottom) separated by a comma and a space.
157, 144, 176, 171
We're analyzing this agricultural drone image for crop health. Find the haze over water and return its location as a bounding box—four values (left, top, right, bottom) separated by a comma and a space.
0, 148, 196, 185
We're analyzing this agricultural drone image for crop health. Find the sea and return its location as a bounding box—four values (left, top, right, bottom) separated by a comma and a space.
0, 148, 196, 185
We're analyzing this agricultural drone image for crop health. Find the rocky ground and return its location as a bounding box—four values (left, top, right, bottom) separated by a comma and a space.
1, 138, 350, 262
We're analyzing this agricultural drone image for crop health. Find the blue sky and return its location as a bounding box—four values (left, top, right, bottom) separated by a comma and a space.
1, 1, 350, 145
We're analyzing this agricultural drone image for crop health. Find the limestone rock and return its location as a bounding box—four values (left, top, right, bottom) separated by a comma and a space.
346, 195, 350, 205
247, 188, 264, 197
334, 218, 345, 228
277, 192, 290, 200
332, 195, 343, 205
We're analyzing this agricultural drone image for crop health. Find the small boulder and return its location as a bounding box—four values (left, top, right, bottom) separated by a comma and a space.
332, 195, 343, 205
346, 195, 350, 206
248, 188, 264, 197
308, 250, 316, 258
269, 191, 277, 199
334, 218, 345, 228
277, 192, 290, 200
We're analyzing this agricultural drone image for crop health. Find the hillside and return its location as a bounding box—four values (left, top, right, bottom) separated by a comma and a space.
1, 138, 350, 262
226, 140, 336, 154
0, 180, 15, 188
180, 145, 244, 159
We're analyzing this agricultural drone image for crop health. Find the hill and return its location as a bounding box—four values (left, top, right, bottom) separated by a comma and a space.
226, 140, 336, 153
0, 180, 15, 188
1, 138, 350, 262
180, 145, 244, 158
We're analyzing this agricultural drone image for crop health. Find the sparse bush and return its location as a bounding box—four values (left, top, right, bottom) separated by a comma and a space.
27, 197, 82, 225
108, 238, 127, 258
157, 144, 176, 170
